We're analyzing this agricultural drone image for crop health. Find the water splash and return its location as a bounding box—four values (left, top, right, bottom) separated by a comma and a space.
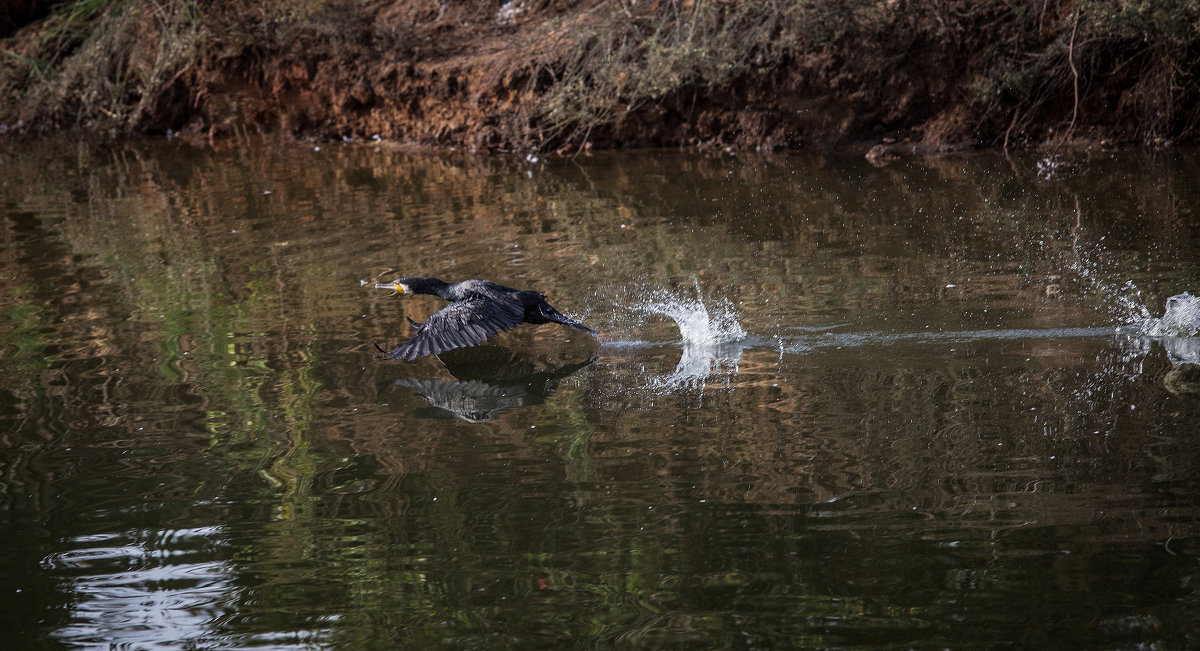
1078, 269, 1153, 326
633, 277, 746, 346
1139, 292, 1200, 338
603, 278, 748, 395
1036, 155, 1061, 180
642, 342, 746, 393
1134, 292, 1200, 366
1051, 218, 1196, 363
1055, 235, 1153, 325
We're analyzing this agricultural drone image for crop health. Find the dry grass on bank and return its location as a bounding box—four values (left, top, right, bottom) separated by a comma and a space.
1, 0, 1198, 149
522, 0, 1200, 149
1, 0, 203, 133
522, 0, 807, 146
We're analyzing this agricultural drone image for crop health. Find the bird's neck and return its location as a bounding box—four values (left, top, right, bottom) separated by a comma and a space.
410, 277, 451, 298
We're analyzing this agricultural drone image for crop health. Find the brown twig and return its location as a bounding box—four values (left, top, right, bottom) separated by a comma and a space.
1003, 106, 1020, 153
1065, 6, 1080, 142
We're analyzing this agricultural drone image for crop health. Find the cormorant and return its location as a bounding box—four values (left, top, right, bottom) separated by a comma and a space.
373, 277, 597, 360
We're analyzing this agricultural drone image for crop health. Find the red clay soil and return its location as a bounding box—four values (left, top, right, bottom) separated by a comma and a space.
2, 0, 1197, 154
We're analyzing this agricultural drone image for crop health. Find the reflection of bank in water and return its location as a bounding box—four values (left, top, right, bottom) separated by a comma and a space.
390, 345, 595, 422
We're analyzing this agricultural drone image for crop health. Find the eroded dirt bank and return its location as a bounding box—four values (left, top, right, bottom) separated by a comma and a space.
2, 1, 1197, 153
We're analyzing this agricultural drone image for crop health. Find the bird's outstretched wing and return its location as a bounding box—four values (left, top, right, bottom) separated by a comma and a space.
382, 295, 525, 361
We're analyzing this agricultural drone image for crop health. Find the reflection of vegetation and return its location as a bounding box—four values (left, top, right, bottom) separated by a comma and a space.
265, 360, 324, 497
1, 301, 52, 370
0, 138, 340, 525
534, 391, 594, 484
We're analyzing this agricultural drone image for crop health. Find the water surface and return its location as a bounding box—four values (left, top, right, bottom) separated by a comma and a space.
1, 140, 1199, 648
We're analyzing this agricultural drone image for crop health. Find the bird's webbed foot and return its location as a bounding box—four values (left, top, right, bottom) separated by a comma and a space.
374, 342, 397, 359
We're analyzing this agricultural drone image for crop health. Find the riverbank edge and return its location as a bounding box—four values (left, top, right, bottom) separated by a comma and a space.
2, 1, 1196, 155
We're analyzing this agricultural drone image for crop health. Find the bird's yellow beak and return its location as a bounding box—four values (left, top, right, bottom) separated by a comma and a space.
374, 281, 407, 294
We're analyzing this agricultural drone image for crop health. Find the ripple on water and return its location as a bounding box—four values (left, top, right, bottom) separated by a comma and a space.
43, 527, 235, 649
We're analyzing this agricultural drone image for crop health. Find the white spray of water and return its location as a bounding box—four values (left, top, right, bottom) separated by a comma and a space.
1140, 292, 1200, 338
1056, 235, 1153, 326
634, 277, 746, 346
609, 277, 748, 394
1135, 293, 1200, 366
1053, 232, 1199, 369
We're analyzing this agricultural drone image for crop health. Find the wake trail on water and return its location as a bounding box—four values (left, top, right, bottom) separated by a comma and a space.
596, 279, 1198, 372
601, 278, 1117, 354
589, 277, 1200, 398
777, 326, 1117, 354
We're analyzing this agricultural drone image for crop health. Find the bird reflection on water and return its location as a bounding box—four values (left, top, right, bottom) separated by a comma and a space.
389, 345, 596, 422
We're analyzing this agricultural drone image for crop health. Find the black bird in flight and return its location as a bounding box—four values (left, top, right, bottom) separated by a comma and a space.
374, 277, 597, 360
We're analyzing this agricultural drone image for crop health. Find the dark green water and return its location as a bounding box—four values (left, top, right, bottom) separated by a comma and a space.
1, 139, 1199, 649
